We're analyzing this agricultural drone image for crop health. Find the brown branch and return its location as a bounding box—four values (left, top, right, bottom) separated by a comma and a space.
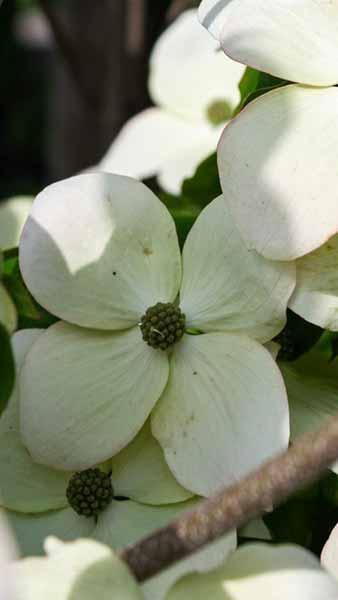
120, 414, 338, 581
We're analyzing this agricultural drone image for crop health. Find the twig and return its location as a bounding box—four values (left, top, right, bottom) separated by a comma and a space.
120, 414, 338, 581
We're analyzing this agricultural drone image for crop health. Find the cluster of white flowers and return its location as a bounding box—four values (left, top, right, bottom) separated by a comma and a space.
3, 1, 338, 598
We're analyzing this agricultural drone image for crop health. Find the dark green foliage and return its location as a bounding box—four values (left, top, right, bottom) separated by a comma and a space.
182, 153, 221, 209
0, 323, 15, 416
275, 310, 323, 362
2, 249, 58, 329
235, 67, 289, 115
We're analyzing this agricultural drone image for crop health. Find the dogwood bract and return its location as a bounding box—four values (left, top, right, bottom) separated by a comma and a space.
0, 196, 33, 251
19, 173, 294, 496
98, 9, 244, 194
199, 0, 338, 261
10, 538, 143, 600
167, 543, 338, 600
289, 234, 338, 331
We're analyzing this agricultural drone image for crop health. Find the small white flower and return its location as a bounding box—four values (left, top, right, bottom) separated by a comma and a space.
199, 0, 338, 260
19, 173, 294, 496
98, 9, 245, 195
167, 542, 338, 599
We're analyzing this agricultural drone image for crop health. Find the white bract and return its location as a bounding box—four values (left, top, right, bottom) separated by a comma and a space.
199, 0, 338, 260
289, 234, 338, 331
167, 542, 338, 599
322, 523, 338, 582
19, 173, 294, 496
10, 538, 143, 600
0, 196, 33, 251
98, 9, 245, 194
0, 510, 18, 600
0, 195, 32, 332
1, 329, 235, 597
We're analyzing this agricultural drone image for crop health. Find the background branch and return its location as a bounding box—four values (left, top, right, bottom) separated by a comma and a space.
121, 414, 338, 581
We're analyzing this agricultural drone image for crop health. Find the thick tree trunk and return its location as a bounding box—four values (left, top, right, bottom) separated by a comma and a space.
42, 0, 171, 179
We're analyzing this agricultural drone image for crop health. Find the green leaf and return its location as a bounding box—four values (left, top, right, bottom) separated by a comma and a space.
235, 67, 289, 115
0, 323, 15, 415
182, 152, 221, 208
238, 67, 260, 105
171, 207, 199, 250
265, 497, 316, 548
3, 254, 57, 329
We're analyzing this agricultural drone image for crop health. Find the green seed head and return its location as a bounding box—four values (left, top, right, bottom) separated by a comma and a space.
140, 302, 185, 350
206, 100, 232, 125
66, 468, 114, 518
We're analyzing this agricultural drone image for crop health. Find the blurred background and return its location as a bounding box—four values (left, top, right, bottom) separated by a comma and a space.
0, 0, 197, 200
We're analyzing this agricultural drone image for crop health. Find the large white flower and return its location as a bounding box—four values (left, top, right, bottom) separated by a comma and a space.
167, 542, 338, 599
19, 173, 294, 496
98, 9, 245, 195
1, 329, 235, 598
199, 0, 338, 260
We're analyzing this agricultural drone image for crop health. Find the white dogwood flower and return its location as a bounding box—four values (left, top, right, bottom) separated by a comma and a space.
199, 0, 338, 260
1, 329, 235, 598
19, 173, 294, 496
167, 542, 338, 599
98, 9, 244, 194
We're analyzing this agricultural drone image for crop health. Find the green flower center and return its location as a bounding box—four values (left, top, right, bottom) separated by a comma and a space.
206, 100, 232, 125
66, 468, 114, 518
140, 302, 186, 350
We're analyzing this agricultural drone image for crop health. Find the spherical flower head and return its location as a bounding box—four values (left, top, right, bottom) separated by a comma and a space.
19, 173, 295, 497
66, 468, 114, 518
140, 303, 185, 350
206, 100, 232, 125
